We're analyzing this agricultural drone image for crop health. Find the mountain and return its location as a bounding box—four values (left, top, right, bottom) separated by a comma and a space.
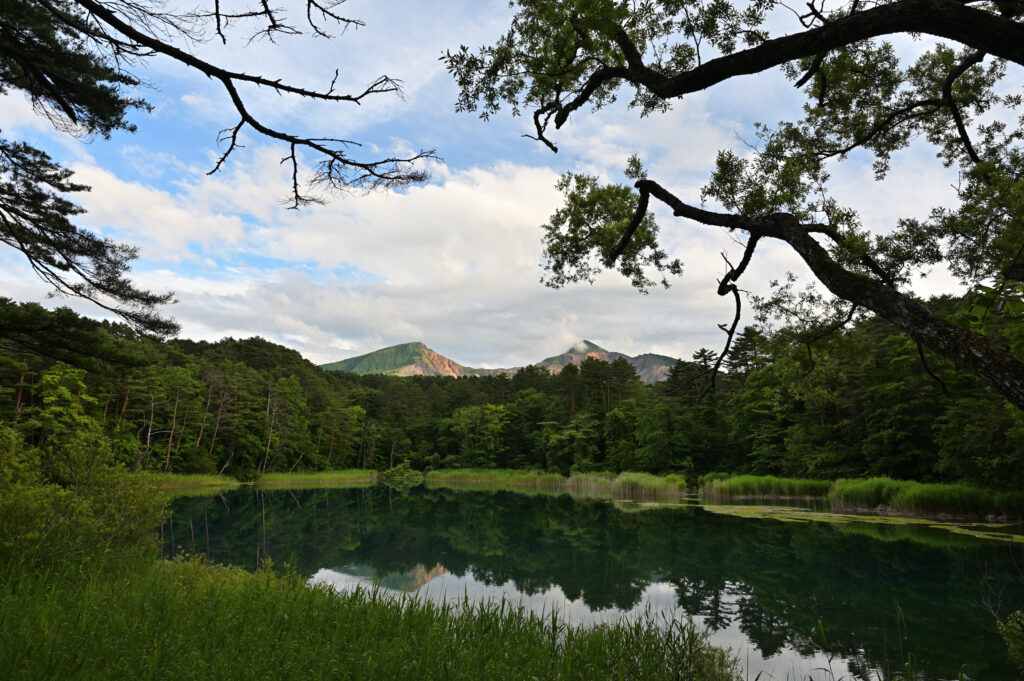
320, 342, 511, 378
535, 340, 678, 383
322, 339, 680, 383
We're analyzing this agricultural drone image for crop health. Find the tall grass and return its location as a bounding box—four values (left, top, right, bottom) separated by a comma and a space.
611, 472, 689, 498
701, 475, 832, 500
137, 472, 241, 492
0, 558, 739, 681
425, 469, 687, 499
425, 468, 566, 491
830, 477, 1024, 518
702, 475, 1024, 519
256, 469, 377, 488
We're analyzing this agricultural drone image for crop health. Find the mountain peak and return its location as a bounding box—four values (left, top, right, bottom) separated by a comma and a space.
567, 339, 607, 354
323, 339, 679, 383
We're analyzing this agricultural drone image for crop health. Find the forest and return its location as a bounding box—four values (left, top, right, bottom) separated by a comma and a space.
3, 295, 1022, 489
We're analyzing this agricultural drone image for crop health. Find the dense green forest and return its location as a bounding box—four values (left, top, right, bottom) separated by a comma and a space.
3, 296, 1022, 488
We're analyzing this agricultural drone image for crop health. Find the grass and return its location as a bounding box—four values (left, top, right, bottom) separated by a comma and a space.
700, 475, 1024, 520
0, 557, 739, 681
425, 469, 688, 499
700, 475, 832, 500
255, 469, 378, 488
136, 472, 241, 493
830, 477, 1024, 518
426, 468, 567, 490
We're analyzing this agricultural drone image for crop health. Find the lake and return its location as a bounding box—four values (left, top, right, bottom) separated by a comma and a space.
162, 486, 1024, 680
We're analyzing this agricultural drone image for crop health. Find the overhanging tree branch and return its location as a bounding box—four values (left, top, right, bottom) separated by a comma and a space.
619, 180, 1024, 409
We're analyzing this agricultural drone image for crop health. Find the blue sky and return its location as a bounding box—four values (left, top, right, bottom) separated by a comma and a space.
0, 0, 971, 368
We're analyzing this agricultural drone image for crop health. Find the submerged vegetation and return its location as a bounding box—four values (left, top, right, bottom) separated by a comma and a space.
1, 558, 738, 681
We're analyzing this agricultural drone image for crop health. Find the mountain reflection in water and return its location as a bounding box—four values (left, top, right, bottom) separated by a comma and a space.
162, 486, 1024, 680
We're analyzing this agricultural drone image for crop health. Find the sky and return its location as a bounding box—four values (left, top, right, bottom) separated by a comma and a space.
0, 0, 972, 369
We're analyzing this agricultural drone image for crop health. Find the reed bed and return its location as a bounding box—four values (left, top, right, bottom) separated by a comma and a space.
701, 475, 1024, 519
0, 558, 738, 681
426, 469, 688, 499
700, 475, 832, 500
136, 472, 241, 492
256, 469, 378, 488
425, 468, 566, 491
830, 478, 1024, 518
611, 472, 688, 498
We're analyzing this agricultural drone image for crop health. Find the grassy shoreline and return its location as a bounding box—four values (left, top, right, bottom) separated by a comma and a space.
1, 557, 738, 681
700, 475, 1024, 520
142, 469, 1023, 520
256, 469, 378, 488
424, 469, 688, 499
137, 472, 242, 492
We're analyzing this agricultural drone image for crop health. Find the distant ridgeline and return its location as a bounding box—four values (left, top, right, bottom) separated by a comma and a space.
321, 340, 678, 384
1, 297, 1023, 488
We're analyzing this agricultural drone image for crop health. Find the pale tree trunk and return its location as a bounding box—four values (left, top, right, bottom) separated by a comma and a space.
164, 390, 180, 473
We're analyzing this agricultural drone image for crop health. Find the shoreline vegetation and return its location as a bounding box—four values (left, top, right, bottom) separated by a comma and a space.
424, 469, 689, 498
700, 474, 1024, 521
149, 469, 1024, 521
1, 557, 738, 681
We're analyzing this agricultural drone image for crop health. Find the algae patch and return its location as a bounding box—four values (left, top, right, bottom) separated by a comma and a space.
701, 504, 1024, 543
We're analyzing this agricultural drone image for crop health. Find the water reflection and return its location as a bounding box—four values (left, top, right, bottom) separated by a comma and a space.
162, 486, 1024, 680
311, 565, 857, 680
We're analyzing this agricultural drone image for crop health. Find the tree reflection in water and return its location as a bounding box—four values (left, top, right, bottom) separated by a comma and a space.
163, 486, 1024, 680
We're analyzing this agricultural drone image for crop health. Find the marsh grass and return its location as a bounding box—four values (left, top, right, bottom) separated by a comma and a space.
832, 478, 1024, 518
426, 469, 687, 499
827, 477, 911, 509
256, 469, 378, 488
136, 472, 241, 493
611, 472, 688, 498
701, 475, 831, 500
426, 468, 565, 488
0, 558, 739, 681
702, 475, 1024, 519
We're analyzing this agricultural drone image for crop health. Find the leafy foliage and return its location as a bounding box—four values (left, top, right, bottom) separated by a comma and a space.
3, 299, 1024, 493
446, 0, 1024, 408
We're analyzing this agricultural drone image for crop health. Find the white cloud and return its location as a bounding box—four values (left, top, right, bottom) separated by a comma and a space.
0, 0, 988, 373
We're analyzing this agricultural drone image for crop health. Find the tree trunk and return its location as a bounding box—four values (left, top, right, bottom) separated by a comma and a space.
209, 393, 225, 459
174, 406, 190, 458
164, 389, 180, 473
195, 382, 213, 447
117, 374, 133, 428
14, 359, 25, 415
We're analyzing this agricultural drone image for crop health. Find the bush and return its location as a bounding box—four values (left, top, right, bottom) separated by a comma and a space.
0, 424, 166, 566
0, 365, 167, 567
1000, 611, 1024, 674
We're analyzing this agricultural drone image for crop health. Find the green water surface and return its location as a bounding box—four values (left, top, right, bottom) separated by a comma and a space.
162, 486, 1024, 680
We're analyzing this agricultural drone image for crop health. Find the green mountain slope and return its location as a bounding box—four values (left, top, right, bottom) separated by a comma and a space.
321, 342, 510, 378
321, 342, 430, 375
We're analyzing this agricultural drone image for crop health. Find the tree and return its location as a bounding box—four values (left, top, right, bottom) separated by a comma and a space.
2, 0, 435, 335
446, 0, 1024, 408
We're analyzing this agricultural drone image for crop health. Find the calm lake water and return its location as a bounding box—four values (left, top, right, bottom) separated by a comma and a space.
162, 486, 1024, 680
